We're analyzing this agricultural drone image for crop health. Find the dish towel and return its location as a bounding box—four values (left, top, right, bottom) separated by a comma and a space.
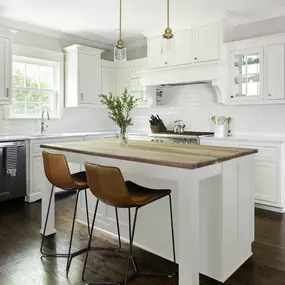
5, 145, 18, 177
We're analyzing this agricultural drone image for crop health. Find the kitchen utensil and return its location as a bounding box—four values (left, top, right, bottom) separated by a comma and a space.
173, 120, 186, 134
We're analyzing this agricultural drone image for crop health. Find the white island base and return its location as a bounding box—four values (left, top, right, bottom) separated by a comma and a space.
41, 151, 254, 285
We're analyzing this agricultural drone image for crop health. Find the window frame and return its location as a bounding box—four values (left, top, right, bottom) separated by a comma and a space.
5, 55, 63, 119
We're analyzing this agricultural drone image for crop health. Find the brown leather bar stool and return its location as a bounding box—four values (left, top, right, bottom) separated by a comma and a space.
40, 152, 122, 272
82, 163, 176, 285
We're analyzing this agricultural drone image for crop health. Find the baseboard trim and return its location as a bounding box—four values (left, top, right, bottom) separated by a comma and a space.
255, 203, 284, 213
25, 192, 42, 203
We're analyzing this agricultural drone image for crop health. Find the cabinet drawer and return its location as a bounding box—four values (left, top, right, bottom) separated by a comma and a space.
239, 145, 278, 159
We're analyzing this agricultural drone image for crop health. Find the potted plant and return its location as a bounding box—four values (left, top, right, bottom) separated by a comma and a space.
99, 88, 139, 146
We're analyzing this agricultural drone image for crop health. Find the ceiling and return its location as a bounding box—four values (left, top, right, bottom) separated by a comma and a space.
0, 0, 285, 49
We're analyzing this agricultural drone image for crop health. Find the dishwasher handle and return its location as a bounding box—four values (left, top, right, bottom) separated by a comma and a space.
0, 141, 25, 148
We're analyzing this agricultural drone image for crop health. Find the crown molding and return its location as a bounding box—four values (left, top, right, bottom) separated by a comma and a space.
0, 18, 115, 51
224, 7, 285, 26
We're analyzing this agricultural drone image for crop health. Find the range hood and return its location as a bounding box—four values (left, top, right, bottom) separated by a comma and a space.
141, 61, 226, 103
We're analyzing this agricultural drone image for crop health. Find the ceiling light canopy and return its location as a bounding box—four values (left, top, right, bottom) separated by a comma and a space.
114, 0, 127, 61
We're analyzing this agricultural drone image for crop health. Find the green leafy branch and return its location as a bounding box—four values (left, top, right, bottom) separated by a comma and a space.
99, 88, 140, 133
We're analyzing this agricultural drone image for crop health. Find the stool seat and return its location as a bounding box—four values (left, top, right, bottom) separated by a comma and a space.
71, 171, 88, 190
126, 181, 171, 207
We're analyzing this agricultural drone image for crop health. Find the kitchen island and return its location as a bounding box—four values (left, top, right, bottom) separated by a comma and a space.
41, 139, 257, 285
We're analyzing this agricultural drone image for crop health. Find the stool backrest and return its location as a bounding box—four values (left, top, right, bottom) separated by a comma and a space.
85, 163, 133, 207
42, 151, 75, 190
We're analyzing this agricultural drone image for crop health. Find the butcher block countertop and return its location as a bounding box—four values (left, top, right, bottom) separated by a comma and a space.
41, 139, 258, 170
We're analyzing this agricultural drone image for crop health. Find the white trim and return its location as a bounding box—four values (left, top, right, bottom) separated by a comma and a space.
4, 55, 64, 119
13, 44, 64, 62
255, 202, 284, 213
25, 192, 42, 203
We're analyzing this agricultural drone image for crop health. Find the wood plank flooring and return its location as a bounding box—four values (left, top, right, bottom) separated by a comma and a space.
0, 193, 285, 285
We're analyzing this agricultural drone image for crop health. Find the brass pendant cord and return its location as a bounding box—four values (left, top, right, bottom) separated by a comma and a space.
119, 0, 122, 40
167, 0, 170, 28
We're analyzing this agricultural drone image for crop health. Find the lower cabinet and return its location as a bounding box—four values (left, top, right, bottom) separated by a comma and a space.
200, 138, 283, 211
254, 160, 279, 204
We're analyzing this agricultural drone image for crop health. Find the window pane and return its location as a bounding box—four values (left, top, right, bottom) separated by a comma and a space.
26, 64, 39, 88
26, 91, 54, 114
12, 62, 25, 88
11, 101, 25, 114
13, 89, 27, 101
40, 66, 54, 89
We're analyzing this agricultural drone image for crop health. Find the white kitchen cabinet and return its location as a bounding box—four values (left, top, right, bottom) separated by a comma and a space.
147, 23, 219, 69
267, 44, 285, 100
173, 29, 193, 66
118, 68, 131, 95
0, 37, 11, 104
64, 45, 104, 107
194, 24, 219, 63
101, 60, 117, 95
148, 37, 168, 69
230, 47, 264, 101
254, 160, 279, 204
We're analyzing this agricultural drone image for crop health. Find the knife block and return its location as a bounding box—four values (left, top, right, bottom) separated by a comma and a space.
150, 121, 167, 133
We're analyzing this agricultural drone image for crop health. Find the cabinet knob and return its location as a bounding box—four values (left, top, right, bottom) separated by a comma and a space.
194, 57, 198, 60
268, 93, 272, 97
230, 95, 234, 99
165, 62, 168, 65
81, 93, 83, 100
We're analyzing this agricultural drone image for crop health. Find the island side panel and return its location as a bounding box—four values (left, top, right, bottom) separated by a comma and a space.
221, 155, 254, 282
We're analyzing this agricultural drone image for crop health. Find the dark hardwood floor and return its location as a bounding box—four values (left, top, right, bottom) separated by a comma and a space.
1, 194, 285, 285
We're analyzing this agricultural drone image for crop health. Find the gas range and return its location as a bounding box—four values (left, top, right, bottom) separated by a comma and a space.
149, 131, 214, 144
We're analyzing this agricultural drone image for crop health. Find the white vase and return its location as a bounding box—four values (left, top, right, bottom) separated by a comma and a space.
214, 125, 226, 138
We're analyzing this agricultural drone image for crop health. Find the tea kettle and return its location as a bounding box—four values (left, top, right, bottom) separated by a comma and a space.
173, 120, 186, 133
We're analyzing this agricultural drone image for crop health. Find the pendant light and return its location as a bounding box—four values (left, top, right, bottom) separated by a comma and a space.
114, 0, 127, 61
162, 0, 174, 55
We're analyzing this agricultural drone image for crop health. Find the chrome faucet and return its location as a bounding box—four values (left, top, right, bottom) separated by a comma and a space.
41, 110, 50, 134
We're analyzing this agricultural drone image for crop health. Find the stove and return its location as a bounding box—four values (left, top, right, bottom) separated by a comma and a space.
149, 131, 214, 144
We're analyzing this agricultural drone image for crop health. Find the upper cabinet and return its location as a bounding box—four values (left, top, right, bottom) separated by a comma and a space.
267, 44, 285, 101
194, 24, 219, 63
64, 45, 103, 107
230, 47, 264, 101
226, 34, 285, 105
147, 23, 220, 70
101, 60, 117, 95
0, 37, 11, 105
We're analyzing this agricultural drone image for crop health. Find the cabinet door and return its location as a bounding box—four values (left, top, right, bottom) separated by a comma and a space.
267, 44, 285, 100
102, 66, 117, 95
173, 30, 193, 66
0, 37, 10, 102
118, 68, 131, 95
254, 160, 279, 205
231, 47, 264, 101
148, 37, 169, 69
194, 24, 219, 63
78, 52, 101, 105
32, 156, 46, 194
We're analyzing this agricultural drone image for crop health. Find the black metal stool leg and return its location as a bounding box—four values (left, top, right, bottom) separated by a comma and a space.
85, 189, 91, 236
66, 189, 81, 272
115, 207, 121, 250
82, 199, 99, 283
41, 185, 66, 257
124, 207, 139, 285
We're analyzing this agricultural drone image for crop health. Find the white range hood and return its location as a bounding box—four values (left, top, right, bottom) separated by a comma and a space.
141, 61, 226, 103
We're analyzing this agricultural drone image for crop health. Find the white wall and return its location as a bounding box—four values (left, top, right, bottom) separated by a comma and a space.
130, 84, 285, 136
0, 30, 115, 135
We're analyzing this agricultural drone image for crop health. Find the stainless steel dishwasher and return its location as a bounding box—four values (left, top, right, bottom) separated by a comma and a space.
0, 141, 26, 201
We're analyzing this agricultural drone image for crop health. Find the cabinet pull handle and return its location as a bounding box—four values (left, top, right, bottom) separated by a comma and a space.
6, 88, 9, 97
81, 93, 83, 100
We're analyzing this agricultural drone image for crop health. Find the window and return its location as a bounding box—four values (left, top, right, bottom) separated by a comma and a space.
9, 56, 61, 118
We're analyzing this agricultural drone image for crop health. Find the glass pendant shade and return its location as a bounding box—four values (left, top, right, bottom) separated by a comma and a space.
114, 45, 127, 61
161, 36, 175, 55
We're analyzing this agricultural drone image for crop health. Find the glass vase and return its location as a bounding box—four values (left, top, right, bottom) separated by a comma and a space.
119, 129, 128, 146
